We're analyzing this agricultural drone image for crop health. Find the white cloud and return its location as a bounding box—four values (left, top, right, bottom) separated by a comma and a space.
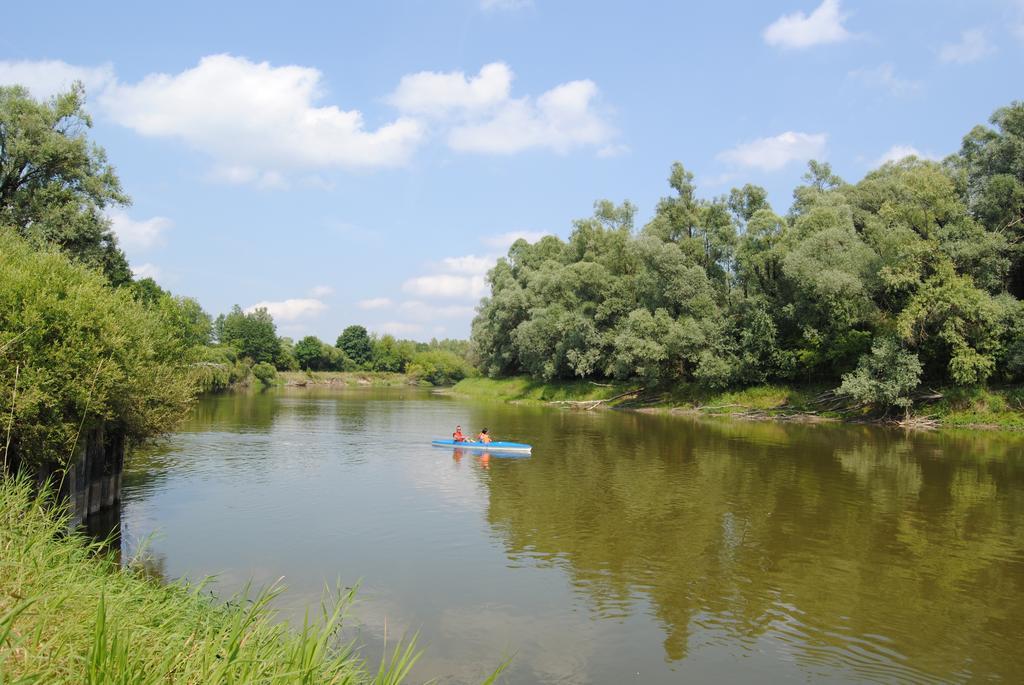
398, 301, 476, 321
597, 143, 630, 158
763, 0, 852, 49
0, 59, 114, 100
207, 165, 290, 189
848, 64, 922, 96
387, 62, 512, 117
100, 54, 424, 182
357, 297, 393, 310
939, 29, 995, 64
873, 144, 939, 167
131, 263, 161, 280
373, 321, 424, 336
481, 230, 548, 249
309, 285, 334, 297
440, 254, 494, 275
718, 131, 827, 171
107, 210, 172, 250
389, 63, 615, 155
448, 79, 613, 154
401, 251, 499, 299
480, 0, 532, 10
246, 298, 326, 321
402, 274, 488, 299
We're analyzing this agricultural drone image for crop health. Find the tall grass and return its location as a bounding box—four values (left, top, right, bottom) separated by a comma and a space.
0, 476, 421, 684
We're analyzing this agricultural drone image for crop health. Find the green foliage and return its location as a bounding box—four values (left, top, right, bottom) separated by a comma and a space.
896, 265, 1003, 384
128, 278, 212, 349
0, 84, 131, 285
294, 335, 326, 371
838, 337, 923, 410
0, 233, 196, 470
192, 345, 250, 393
470, 101, 1024, 403
337, 325, 373, 367
952, 101, 1024, 295
251, 362, 277, 387
370, 335, 416, 373
275, 336, 300, 371
292, 336, 353, 371
406, 350, 475, 386
214, 305, 281, 365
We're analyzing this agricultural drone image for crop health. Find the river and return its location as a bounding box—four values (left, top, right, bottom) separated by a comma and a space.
119, 387, 1024, 683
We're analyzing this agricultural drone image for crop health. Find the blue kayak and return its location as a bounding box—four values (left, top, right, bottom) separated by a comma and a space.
432, 439, 532, 454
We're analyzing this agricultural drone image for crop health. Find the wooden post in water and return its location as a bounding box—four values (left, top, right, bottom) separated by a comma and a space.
62, 422, 126, 530
3, 421, 125, 530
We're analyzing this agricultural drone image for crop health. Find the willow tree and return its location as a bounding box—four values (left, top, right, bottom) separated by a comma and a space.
0, 83, 131, 285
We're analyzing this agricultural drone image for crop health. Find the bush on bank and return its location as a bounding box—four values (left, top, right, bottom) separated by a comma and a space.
0, 231, 196, 471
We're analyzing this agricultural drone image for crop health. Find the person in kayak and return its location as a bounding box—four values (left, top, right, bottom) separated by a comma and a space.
477, 428, 492, 444
453, 425, 468, 442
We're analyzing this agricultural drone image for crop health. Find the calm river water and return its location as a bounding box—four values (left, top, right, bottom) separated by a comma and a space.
119, 387, 1024, 683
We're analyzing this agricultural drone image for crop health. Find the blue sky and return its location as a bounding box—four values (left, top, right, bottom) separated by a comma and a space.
2, 0, 1020, 341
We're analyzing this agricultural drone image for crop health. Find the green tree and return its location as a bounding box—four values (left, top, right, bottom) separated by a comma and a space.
215, 306, 281, 364
952, 101, 1024, 294
0, 84, 131, 285
294, 336, 327, 371
370, 334, 415, 372
337, 325, 373, 368
276, 337, 300, 371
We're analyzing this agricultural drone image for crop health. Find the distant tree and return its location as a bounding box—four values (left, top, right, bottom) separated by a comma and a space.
215, 305, 280, 364
337, 325, 373, 367
276, 337, 300, 371
293, 336, 354, 371
0, 84, 131, 285
294, 336, 327, 371
370, 334, 415, 372
407, 350, 474, 385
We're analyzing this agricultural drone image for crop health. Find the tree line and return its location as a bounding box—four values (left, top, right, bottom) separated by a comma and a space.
471, 101, 1024, 408
206, 305, 473, 387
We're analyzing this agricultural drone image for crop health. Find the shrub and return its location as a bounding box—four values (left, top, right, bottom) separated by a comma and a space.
838, 337, 923, 410
252, 362, 277, 387
0, 231, 196, 470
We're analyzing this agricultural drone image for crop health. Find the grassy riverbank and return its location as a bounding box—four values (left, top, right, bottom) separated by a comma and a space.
279, 371, 415, 387
451, 377, 1024, 430
0, 477, 420, 684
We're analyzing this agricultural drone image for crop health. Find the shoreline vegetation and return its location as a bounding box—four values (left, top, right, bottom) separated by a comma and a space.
0, 477, 423, 684
468, 103, 1024, 426
450, 377, 1024, 431
279, 371, 416, 387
